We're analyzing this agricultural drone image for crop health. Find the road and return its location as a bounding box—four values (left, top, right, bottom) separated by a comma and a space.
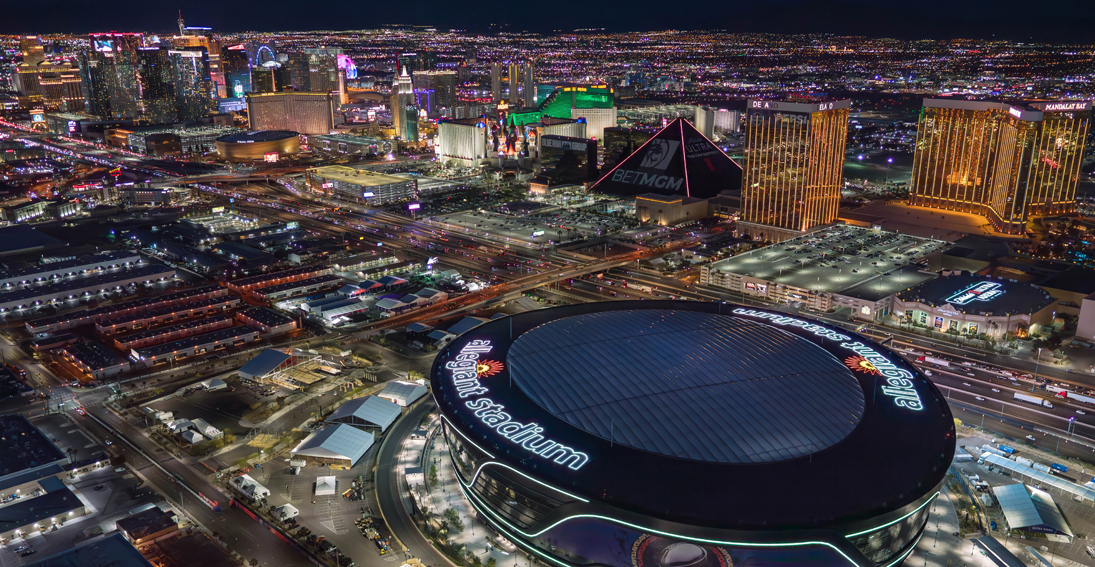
80, 405, 315, 567
375, 399, 450, 567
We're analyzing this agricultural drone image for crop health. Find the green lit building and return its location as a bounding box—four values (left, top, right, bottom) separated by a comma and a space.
507, 85, 614, 128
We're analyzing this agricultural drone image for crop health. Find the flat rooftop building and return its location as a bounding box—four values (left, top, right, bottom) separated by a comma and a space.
305, 166, 417, 205
0, 251, 141, 289
701, 225, 945, 315
25, 533, 154, 567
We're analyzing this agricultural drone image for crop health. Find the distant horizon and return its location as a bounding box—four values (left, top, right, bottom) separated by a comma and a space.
4, 0, 1095, 42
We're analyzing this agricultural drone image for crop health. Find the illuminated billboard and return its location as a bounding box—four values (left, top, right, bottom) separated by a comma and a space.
93, 39, 115, 52
263, 152, 279, 163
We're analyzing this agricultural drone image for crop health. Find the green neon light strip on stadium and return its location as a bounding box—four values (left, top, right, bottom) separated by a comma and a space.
844, 492, 939, 538
452, 459, 865, 567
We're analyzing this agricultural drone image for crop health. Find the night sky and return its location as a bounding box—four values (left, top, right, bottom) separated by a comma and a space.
3, 0, 1094, 41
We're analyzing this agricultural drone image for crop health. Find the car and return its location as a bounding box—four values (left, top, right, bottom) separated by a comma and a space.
104, 439, 112, 445
1078, 410, 1087, 415
21, 550, 36, 557
13, 546, 28, 552
975, 396, 985, 401
1026, 435, 1036, 442
75, 407, 85, 415
963, 382, 971, 387
992, 388, 1000, 393
93, 483, 104, 490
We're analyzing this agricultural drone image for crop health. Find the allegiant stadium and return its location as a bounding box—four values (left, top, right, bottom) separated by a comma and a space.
430, 301, 955, 567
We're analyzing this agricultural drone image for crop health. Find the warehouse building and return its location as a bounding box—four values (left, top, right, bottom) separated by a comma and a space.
60, 340, 131, 380
0, 264, 176, 313
113, 315, 236, 350
129, 326, 260, 366
0, 251, 141, 289
235, 307, 297, 336
25, 284, 225, 334
226, 264, 332, 293
377, 380, 427, 407
95, 296, 241, 335
251, 275, 343, 301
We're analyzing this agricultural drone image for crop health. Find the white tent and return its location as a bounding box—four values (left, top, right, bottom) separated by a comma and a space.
273, 504, 300, 520
180, 430, 205, 444
203, 378, 228, 391
315, 476, 337, 496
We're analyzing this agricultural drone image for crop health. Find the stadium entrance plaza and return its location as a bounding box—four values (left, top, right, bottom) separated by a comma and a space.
396, 414, 527, 567
393, 415, 1095, 567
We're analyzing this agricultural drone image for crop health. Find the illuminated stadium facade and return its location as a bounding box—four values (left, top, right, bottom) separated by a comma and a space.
432, 302, 954, 567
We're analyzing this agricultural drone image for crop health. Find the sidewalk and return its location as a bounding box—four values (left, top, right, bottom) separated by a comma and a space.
907, 486, 978, 567
395, 414, 527, 567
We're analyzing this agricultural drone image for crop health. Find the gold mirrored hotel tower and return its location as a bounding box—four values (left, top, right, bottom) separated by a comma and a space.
740, 99, 851, 242
910, 99, 1091, 235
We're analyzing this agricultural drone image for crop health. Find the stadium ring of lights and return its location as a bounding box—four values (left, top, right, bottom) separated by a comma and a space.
431, 301, 954, 567
215, 130, 300, 162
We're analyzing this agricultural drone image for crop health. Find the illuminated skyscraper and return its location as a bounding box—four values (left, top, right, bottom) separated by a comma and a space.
523, 60, 535, 108
83, 33, 144, 120
14, 60, 83, 110
136, 47, 176, 123
413, 71, 457, 108
911, 99, 1092, 234
222, 44, 251, 97
392, 66, 414, 140
250, 65, 275, 94
169, 47, 216, 121
77, 51, 112, 116
19, 36, 46, 66
246, 92, 335, 135
508, 61, 520, 105
172, 28, 224, 98
491, 61, 502, 103
740, 99, 851, 240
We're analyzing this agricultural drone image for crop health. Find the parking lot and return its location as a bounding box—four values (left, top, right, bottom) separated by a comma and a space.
706, 225, 948, 294
252, 446, 386, 567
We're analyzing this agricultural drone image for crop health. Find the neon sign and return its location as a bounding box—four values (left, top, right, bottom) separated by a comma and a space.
1008, 107, 1023, 119
1041, 102, 1088, 112
944, 281, 1004, 305
446, 340, 590, 470
732, 309, 924, 411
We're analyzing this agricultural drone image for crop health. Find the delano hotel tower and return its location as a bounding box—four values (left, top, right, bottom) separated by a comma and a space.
740, 99, 851, 242
910, 99, 1091, 234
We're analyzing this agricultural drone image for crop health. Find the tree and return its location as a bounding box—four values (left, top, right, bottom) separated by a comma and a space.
443, 508, 463, 532
429, 464, 438, 485
486, 558, 497, 567
953, 418, 963, 430
249, 559, 259, 567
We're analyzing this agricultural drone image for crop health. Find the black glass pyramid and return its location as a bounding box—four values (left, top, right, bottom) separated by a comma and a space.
590, 118, 742, 199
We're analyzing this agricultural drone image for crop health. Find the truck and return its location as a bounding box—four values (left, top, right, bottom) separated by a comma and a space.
627, 283, 655, 293
998, 445, 1016, 455
1033, 462, 1052, 473
1015, 456, 1034, 468
1014, 392, 1054, 408
1065, 392, 1095, 405
1051, 463, 1069, 474
981, 445, 1008, 457
917, 356, 950, 367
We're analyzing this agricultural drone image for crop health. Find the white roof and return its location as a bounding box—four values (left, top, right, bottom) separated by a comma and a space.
292, 423, 374, 465
181, 430, 205, 443
315, 475, 337, 496
379, 380, 427, 404
326, 396, 402, 431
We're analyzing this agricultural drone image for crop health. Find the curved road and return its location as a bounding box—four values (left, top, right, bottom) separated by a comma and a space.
375, 399, 452, 567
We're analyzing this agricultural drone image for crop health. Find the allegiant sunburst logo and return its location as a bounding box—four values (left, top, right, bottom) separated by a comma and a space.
844, 355, 879, 375
475, 360, 504, 378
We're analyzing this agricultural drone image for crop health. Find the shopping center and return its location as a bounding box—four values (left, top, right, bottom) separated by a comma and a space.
431, 301, 955, 567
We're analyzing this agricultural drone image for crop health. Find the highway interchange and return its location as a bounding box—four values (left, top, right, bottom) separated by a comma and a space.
6, 125, 1095, 567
